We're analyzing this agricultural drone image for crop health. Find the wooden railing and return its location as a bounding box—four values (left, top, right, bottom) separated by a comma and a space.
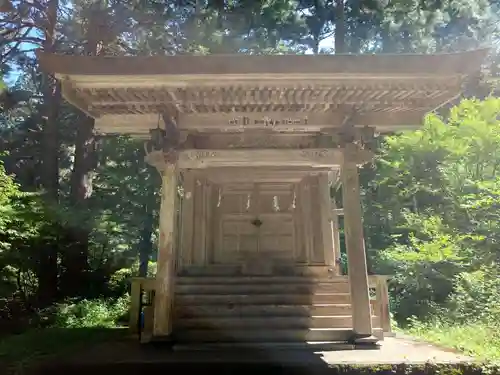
128, 274, 392, 341
129, 277, 156, 342
369, 275, 392, 335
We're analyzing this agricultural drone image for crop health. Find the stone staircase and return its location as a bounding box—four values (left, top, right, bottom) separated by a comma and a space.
173, 276, 383, 343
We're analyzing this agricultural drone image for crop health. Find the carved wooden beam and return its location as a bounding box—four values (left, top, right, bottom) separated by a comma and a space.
177, 148, 373, 169
161, 111, 179, 137
61, 78, 99, 118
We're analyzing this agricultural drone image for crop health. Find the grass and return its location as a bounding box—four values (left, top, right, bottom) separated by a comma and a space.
406, 321, 500, 364
0, 327, 129, 374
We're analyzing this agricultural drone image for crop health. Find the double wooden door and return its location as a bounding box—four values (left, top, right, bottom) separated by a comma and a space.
213, 182, 297, 264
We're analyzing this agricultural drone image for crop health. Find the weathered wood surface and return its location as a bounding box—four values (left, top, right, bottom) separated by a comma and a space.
38, 49, 487, 76
128, 277, 155, 334
153, 164, 178, 337
177, 148, 373, 168
341, 143, 373, 339
331, 199, 342, 275
131, 274, 392, 343
318, 173, 335, 268
38, 49, 488, 135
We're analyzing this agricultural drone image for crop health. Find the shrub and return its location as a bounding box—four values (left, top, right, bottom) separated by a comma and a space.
45, 296, 129, 329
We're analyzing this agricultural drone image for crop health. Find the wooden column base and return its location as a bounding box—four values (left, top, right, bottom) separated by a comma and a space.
349, 334, 379, 345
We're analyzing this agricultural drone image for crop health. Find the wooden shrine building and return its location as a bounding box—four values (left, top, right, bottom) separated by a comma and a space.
38, 49, 487, 346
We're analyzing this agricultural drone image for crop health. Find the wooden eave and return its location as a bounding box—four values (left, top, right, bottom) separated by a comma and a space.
38, 49, 487, 76
36, 49, 488, 136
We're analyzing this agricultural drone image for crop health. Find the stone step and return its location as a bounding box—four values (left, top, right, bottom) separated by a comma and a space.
176, 282, 350, 295
176, 316, 382, 329
176, 293, 351, 305
174, 328, 384, 343
177, 276, 348, 285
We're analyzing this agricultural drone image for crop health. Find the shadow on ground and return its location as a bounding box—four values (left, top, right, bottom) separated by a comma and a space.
20, 327, 369, 375
2, 327, 493, 375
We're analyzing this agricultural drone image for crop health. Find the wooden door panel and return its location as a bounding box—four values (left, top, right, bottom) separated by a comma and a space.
259, 236, 294, 255
215, 181, 297, 264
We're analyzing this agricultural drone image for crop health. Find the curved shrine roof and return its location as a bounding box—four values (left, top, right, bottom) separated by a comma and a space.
37, 49, 488, 136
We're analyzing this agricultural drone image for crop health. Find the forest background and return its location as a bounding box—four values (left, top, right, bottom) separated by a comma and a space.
1, 0, 500, 367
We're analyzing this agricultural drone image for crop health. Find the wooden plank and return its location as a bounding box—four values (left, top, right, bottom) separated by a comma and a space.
376, 276, 392, 333
128, 279, 141, 334
153, 164, 178, 337
178, 110, 428, 132
310, 176, 325, 264
180, 171, 195, 268
193, 177, 206, 265
293, 182, 304, 263
191, 133, 323, 149
39, 49, 488, 76
301, 177, 314, 263
331, 200, 342, 275
205, 183, 214, 264
94, 110, 430, 134
61, 79, 98, 118
204, 168, 322, 184
180, 112, 334, 130
141, 305, 154, 343
176, 293, 352, 305
341, 143, 373, 339
177, 148, 373, 169
319, 173, 335, 268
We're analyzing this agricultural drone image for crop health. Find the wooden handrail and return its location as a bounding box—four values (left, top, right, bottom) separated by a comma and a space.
372, 275, 392, 334
129, 277, 155, 334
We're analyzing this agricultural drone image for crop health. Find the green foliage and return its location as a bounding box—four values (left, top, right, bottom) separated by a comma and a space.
447, 267, 500, 325
0, 76, 5, 93
107, 261, 156, 296
407, 320, 500, 364
0, 159, 48, 297
47, 296, 129, 329
369, 98, 500, 325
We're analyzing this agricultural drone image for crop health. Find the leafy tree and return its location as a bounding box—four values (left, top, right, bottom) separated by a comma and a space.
367, 98, 500, 322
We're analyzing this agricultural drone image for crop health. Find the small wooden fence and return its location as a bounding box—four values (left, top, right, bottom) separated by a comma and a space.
128, 275, 392, 341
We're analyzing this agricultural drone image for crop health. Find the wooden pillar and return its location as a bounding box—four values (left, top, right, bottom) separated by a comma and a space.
376, 276, 392, 334
331, 199, 342, 275
193, 176, 208, 265
153, 161, 178, 337
128, 278, 142, 334
294, 181, 306, 263
310, 176, 324, 263
180, 171, 195, 268
301, 177, 314, 263
341, 143, 374, 341
318, 173, 335, 268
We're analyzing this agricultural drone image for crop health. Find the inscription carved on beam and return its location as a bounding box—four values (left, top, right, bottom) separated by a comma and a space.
299, 149, 330, 159
228, 115, 309, 128
187, 130, 377, 150
144, 149, 178, 171
177, 148, 374, 168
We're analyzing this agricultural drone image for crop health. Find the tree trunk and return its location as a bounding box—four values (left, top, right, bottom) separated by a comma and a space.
63, 2, 105, 297
334, 0, 346, 54
62, 115, 96, 297
38, 0, 60, 306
